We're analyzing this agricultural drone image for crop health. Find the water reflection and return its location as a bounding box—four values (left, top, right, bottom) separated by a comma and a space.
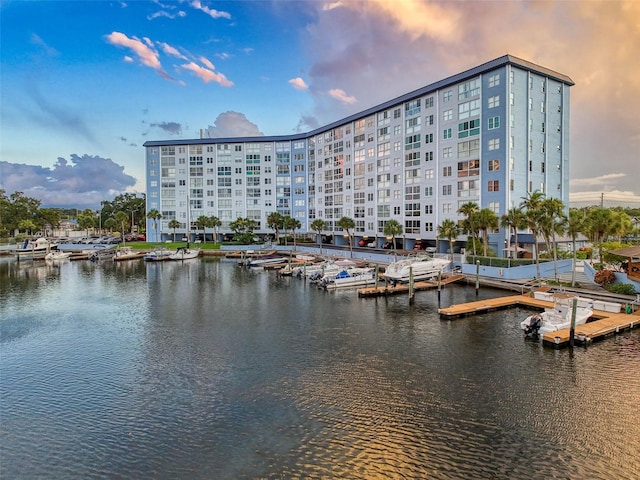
1, 257, 639, 479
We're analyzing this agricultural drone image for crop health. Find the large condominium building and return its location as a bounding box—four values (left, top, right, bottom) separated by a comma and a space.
143, 54, 573, 255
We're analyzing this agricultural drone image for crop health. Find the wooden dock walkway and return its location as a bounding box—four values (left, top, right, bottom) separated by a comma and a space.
357, 274, 464, 297
542, 310, 640, 347
438, 292, 640, 348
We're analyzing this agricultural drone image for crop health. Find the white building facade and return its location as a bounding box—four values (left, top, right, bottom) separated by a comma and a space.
143, 55, 573, 255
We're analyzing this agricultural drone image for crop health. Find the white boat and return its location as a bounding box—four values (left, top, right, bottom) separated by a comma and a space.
533, 290, 622, 313
169, 247, 200, 261
320, 268, 378, 290
244, 255, 288, 267
114, 246, 145, 261
44, 251, 73, 261
144, 249, 173, 262
383, 254, 450, 283
14, 238, 59, 260
521, 293, 593, 336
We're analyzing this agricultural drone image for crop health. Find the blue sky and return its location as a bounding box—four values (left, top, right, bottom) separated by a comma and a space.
1, 0, 639, 209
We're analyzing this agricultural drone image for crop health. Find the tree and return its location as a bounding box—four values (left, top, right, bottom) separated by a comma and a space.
229, 217, 258, 244
78, 208, 97, 236
114, 211, 129, 243
438, 219, 460, 264
520, 191, 546, 279
209, 215, 222, 244
500, 207, 526, 259
539, 197, 567, 280
168, 219, 181, 242
336, 216, 356, 257
310, 219, 326, 255
283, 215, 301, 250
458, 201, 479, 256
566, 209, 585, 287
383, 219, 403, 260
266, 212, 284, 244
146, 209, 162, 243
476, 208, 498, 257
36, 208, 61, 237
196, 215, 210, 243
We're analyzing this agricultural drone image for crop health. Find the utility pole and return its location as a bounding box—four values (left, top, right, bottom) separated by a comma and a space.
600, 192, 604, 208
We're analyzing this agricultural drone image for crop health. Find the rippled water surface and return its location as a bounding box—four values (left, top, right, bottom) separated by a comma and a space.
1, 256, 639, 479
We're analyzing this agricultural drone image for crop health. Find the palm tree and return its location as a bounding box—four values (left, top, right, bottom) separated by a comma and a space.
266, 212, 284, 244
566, 209, 584, 287
383, 219, 403, 260
500, 207, 526, 259
209, 215, 222, 244
283, 216, 301, 250
168, 219, 181, 242
476, 208, 498, 257
539, 197, 567, 280
196, 215, 210, 244
336, 216, 356, 257
520, 191, 545, 279
114, 211, 129, 244
457, 201, 479, 256
146, 209, 162, 243
310, 219, 326, 255
437, 219, 459, 265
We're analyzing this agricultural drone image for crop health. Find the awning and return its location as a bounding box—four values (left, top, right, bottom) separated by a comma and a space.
510, 234, 536, 244
503, 245, 527, 252
609, 246, 640, 259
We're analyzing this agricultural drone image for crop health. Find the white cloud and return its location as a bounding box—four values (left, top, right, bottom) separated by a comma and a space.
328, 88, 356, 104
189, 0, 231, 19
289, 77, 309, 90
158, 41, 188, 60
571, 173, 627, 188
203, 111, 264, 138
180, 61, 233, 87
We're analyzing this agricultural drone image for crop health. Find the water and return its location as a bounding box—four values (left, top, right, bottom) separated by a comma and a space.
1, 256, 639, 479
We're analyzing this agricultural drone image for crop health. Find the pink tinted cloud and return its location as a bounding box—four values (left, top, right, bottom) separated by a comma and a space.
328, 88, 356, 104
181, 61, 233, 87
289, 77, 309, 90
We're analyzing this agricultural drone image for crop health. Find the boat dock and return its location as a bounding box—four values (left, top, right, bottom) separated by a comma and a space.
357, 274, 464, 297
438, 292, 640, 348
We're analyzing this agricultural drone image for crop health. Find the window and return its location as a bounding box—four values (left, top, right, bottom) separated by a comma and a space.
488, 95, 500, 108
459, 99, 480, 119
488, 116, 500, 130
458, 119, 480, 138
488, 160, 500, 171
457, 160, 479, 177
488, 180, 499, 192
442, 185, 452, 195
443, 128, 452, 139
458, 78, 480, 100
458, 139, 480, 158
443, 166, 452, 177
425, 96, 434, 108
443, 146, 452, 158
488, 74, 500, 87
405, 99, 421, 116
443, 90, 452, 102
443, 109, 453, 121
488, 138, 500, 151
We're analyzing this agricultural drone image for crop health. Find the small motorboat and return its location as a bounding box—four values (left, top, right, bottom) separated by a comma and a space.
169, 247, 200, 261
521, 293, 593, 336
44, 251, 73, 261
144, 249, 173, 262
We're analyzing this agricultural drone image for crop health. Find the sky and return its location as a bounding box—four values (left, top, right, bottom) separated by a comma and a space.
1, 0, 639, 210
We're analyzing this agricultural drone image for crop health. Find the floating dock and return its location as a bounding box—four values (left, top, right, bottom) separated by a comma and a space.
438, 292, 640, 348
357, 274, 464, 297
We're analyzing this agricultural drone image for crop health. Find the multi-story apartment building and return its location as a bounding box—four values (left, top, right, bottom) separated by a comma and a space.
143, 55, 573, 256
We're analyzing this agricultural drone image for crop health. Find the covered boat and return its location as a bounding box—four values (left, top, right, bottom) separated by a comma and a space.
383, 254, 450, 283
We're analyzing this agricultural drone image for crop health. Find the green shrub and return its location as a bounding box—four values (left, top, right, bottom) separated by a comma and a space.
606, 283, 637, 295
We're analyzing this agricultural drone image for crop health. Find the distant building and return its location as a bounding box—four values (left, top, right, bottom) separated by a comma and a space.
143, 54, 573, 255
